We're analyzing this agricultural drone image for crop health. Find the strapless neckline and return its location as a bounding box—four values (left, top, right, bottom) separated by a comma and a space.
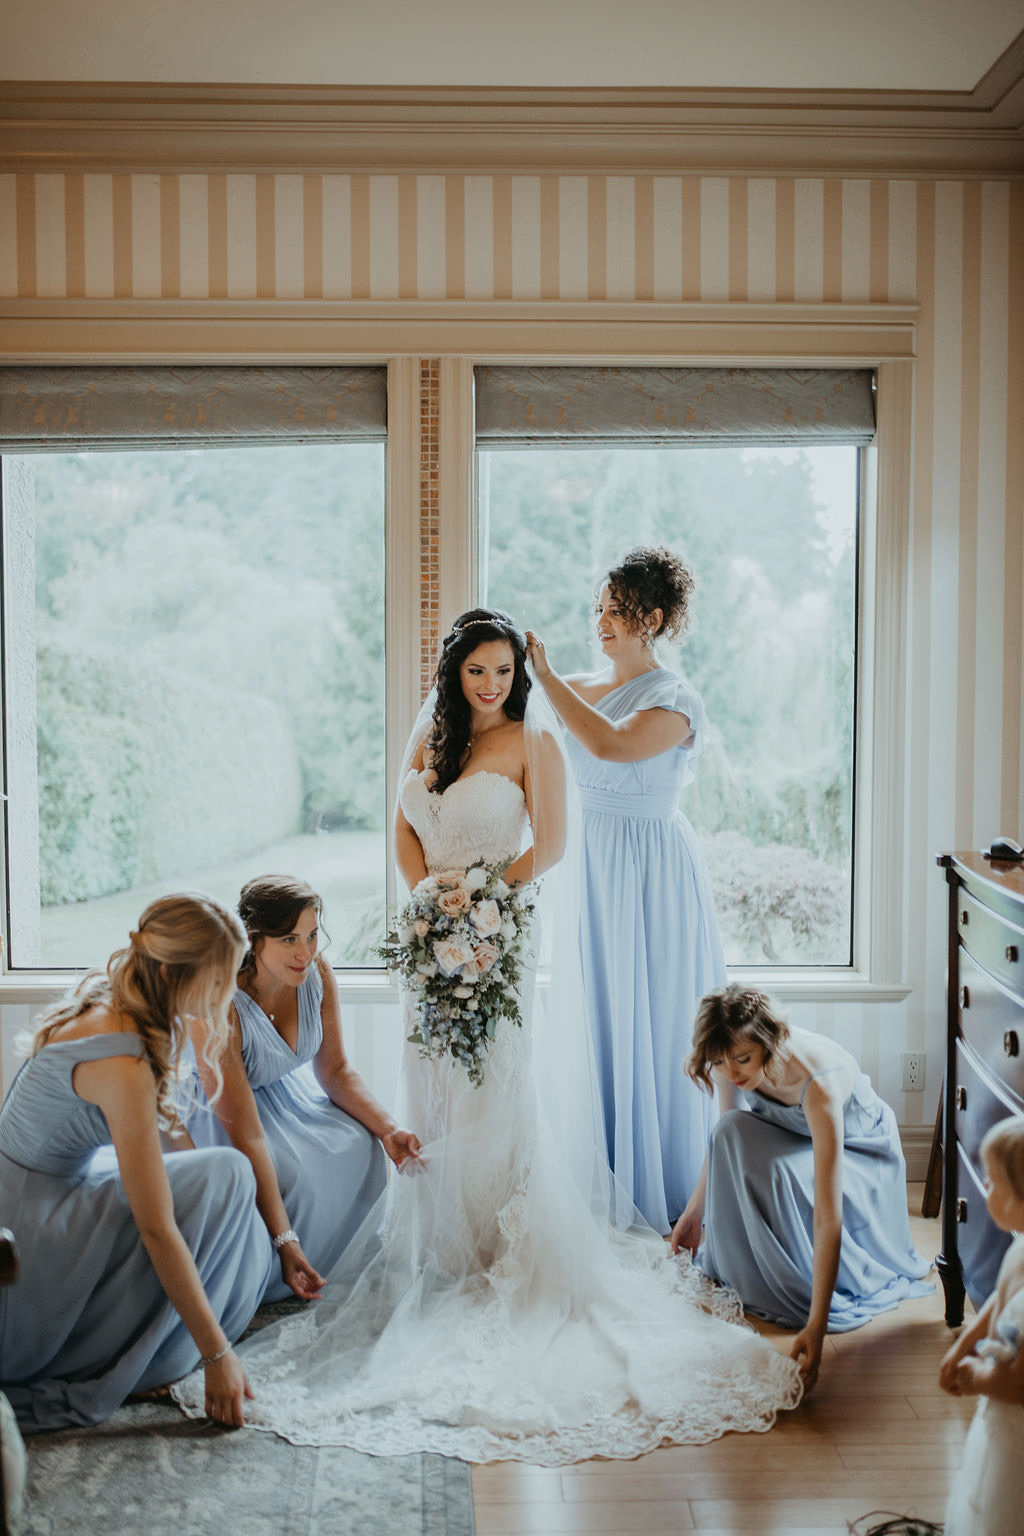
407, 768, 526, 803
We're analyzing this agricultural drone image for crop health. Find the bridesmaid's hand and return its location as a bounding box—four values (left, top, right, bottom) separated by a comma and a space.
279, 1241, 326, 1301
525, 631, 553, 681
669, 1209, 702, 1257
203, 1350, 253, 1427
790, 1324, 825, 1392
381, 1126, 425, 1171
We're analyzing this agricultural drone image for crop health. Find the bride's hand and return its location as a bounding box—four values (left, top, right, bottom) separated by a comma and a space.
525, 630, 553, 681
381, 1127, 425, 1172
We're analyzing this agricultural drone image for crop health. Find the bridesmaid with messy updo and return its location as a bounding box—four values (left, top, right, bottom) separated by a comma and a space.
528, 545, 727, 1234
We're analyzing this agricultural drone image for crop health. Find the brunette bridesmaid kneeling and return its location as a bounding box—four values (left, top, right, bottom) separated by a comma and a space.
0, 893, 274, 1432
672, 985, 933, 1390
186, 875, 421, 1302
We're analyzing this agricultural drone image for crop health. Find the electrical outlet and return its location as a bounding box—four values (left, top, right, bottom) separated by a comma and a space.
900, 1052, 925, 1092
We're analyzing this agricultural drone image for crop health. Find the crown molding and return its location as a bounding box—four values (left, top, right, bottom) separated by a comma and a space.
0, 32, 1022, 177
0, 298, 918, 364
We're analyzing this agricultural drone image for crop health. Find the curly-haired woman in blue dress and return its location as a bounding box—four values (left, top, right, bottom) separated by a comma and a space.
526, 545, 726, 1233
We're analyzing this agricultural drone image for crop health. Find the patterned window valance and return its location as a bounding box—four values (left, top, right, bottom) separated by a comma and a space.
0, 367, 387, 451
475, 366, 875, 447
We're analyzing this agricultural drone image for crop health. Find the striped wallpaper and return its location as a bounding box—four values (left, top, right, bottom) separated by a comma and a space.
0, 172, 926, 304
0, 166, 1021, 1145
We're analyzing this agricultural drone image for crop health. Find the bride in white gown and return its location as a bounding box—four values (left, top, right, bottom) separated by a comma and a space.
174, 609, 802, 1462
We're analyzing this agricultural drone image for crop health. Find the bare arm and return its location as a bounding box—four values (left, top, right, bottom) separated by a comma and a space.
74, 1051, 253, 1426
526, 632, 690, 763
311, 956, 423, 1169
395, 734, 430, 890
190, 1013, 324, 1301
670, 1073, 738, 1255
503, 728, 567, 888
939, 1294, 998, 1392
949, 1341, 1024, 1404
790, 1078, 845, 1392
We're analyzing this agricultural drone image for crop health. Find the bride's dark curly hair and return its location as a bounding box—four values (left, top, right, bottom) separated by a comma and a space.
427, 608, 530, 795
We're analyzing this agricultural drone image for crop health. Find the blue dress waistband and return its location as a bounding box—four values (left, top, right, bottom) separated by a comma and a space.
578, 787, 678, 820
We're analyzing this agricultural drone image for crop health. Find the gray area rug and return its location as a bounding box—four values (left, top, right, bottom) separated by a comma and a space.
21, 1402, 476, 1536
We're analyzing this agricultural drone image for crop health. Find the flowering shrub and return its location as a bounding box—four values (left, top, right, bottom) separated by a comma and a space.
377, 861, 534, 1087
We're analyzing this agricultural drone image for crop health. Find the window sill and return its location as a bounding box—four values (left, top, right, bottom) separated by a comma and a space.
0, 969, 402, 1008
726, 967, 911, 1004
0, 967, 907, 1008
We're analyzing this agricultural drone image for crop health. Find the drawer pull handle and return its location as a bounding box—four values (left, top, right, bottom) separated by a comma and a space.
1007, 946, 1019, 963
956, 1198, 968, 1223
960, 985, 970, 1009
960, 910, 969, 926
955, 1086, 967, 1110
1004, 1031, 1020, 1058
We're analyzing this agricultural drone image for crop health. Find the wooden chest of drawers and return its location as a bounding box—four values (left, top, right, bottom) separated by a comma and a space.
937, 852, 1024, 1325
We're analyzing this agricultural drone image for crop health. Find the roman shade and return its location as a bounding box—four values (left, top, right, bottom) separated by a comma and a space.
0, 367, 387, 451
475, 366, 875, 447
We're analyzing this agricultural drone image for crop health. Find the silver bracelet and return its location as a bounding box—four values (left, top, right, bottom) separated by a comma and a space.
200, 1343, 231, 1367
273, 1228, 299, 1251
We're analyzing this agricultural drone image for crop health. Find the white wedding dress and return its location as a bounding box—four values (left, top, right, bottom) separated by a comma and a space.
173, 768, 802, 1462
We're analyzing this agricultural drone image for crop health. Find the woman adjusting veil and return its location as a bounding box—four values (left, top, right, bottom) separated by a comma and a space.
173, 609, 801, 1462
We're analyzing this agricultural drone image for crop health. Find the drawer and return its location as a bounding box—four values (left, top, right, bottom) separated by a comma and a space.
958, 886, 1024, 995
958, 950, 1024, 1101
954, 1038, 1024, 1167
955, 1142, 1012, 1310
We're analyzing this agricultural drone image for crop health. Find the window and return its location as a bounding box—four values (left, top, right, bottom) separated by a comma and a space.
476, 366, 871, 966
1, 369, 387, 970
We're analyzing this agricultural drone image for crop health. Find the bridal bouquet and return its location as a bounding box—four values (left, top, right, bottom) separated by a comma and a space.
377, 861, 534, 1087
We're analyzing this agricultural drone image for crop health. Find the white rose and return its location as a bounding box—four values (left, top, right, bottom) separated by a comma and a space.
398, 922, 419, 945
469, 898, 502, 937
453, 985, 474, 998
415, 960, 439, 977
432, 935, 476, 977
492, 879, 509, 898
464, 867, 488, 891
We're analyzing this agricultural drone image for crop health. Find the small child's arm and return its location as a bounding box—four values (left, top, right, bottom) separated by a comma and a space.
939, 1294, 997, 1395
951, 1315, 1024, 1404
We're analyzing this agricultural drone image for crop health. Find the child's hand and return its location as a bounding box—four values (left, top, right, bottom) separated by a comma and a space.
938, 1349, 964, 1395
948, 1358, 981, 1397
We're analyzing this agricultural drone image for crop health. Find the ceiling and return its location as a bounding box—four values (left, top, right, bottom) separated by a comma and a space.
4, 0, 1024, 92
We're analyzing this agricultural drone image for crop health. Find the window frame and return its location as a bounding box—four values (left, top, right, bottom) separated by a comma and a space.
0, 304, 915, 1007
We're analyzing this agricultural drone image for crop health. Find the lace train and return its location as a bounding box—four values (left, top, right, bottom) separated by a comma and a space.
172, 767, 802, 1461
172, 1018, 802, 1462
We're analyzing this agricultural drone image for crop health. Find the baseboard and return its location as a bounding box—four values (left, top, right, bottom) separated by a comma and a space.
899, 1124, 934, 1184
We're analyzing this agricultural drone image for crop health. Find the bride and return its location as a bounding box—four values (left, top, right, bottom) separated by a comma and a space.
174, 609, 802, 1462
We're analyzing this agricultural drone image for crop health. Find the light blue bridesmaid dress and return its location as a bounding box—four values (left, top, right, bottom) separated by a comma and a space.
698, 1066, 934, 1329
187, 965, 387, 1302
0, 1033, 274, 1431
565, 667, 726, 1233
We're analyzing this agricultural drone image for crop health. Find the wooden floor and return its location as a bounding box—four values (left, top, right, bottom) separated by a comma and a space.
471, 1190, 967, 1534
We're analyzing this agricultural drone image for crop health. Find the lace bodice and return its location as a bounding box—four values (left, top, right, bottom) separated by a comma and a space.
400, 770, 528, 873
